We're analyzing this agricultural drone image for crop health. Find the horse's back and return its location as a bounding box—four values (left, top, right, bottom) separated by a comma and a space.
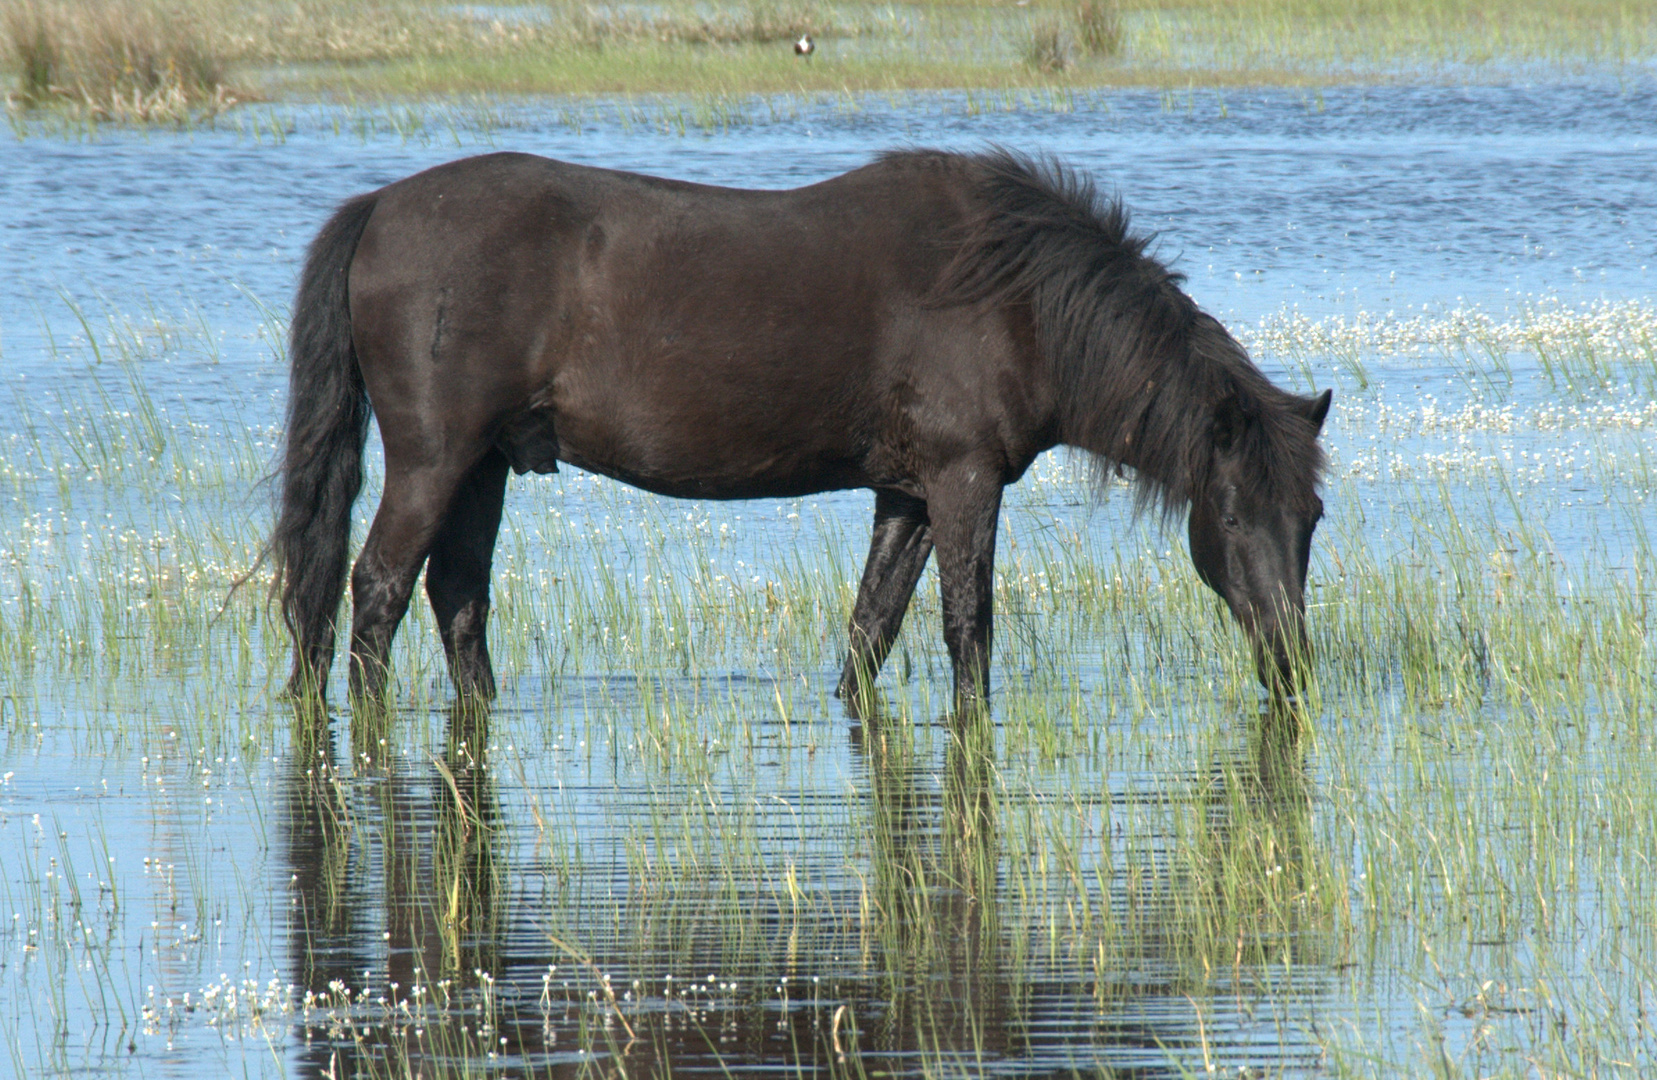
345, 152, 1043, 499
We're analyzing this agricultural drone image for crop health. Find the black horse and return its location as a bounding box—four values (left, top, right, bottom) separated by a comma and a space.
272, 149, 1330, 711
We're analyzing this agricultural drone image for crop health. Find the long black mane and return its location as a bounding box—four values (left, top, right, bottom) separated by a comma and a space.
929, 148, 1325, 517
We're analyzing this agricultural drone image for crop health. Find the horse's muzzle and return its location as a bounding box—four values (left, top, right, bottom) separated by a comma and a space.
1254, 610, 1309, 698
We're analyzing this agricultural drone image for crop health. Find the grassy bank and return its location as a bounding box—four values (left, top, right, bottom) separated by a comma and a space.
3, 0, 1655, 118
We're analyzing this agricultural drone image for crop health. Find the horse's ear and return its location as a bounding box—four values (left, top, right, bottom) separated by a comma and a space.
1213, 395, 1248, 452
1303, 388, 1333, 433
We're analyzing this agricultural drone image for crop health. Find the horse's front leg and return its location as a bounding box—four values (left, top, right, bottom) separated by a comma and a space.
837, 488, 934, 705
927, 465, 1004, 717
425, 449, 510, 702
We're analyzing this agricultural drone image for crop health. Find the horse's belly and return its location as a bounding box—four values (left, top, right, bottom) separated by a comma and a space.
561, 430, 864, 500
541, 331, 877, 497
545, 384, 863, 499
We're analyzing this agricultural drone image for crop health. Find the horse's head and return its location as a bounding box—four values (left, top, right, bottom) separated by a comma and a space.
1187, 388, 1332, 697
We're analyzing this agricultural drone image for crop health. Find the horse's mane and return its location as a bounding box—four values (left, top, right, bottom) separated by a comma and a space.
906, 148, 1325, 519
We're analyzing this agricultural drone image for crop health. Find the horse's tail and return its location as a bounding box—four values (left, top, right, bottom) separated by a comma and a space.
271, 192, 378, 697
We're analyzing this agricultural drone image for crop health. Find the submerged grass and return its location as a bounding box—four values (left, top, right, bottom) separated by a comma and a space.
3, 0, 1655, 115
0, 292, 1654, 1075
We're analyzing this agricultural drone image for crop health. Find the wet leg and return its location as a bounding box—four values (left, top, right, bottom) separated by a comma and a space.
927, 467, 1003, 717
837, 489, 933, 701
425, 449, 510, 701
348, 462, 470, 704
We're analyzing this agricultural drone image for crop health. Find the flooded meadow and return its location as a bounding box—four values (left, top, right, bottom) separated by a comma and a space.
1, 83, 1654, 1077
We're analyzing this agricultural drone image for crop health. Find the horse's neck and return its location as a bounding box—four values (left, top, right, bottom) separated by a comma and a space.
1058, 363, 1199, 511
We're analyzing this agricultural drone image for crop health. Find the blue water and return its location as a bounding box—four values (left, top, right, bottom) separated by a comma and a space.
2, 83, 1654, 1079
4, 82, 1655, 407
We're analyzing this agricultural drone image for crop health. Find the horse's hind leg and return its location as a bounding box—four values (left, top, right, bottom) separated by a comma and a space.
348, 459, 474, 704
837, 489, 934, 702
425, 449, 510, 701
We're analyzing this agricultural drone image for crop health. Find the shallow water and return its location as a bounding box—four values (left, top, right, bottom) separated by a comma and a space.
1, 83, 1654, 1078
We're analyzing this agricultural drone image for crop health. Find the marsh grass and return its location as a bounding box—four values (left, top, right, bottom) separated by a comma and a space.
4, 0, 1655, 116
1, 0, 238, 120
1073, 0, 1124, 58
1023, 19, 1076, 74
1, 292, 1654, 1076
1022, 0, 1121, 74
568, 1, 837, 48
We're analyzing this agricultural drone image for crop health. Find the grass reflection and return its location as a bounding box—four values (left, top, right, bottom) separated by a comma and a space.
268, 697, 1340, 1077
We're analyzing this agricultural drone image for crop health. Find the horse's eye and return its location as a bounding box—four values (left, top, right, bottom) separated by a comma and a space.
1223, 514, 1239, 529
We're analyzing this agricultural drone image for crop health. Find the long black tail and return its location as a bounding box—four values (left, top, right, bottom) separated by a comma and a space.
271, 193, 378, 698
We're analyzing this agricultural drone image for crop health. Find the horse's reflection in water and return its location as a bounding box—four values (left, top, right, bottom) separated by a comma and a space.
1086, 703, 1329, 1068
280, 701, 1324, 1076
846, 702, 1324, 1072
849, 706, 1007, 1063
283, 704, 503, 1077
